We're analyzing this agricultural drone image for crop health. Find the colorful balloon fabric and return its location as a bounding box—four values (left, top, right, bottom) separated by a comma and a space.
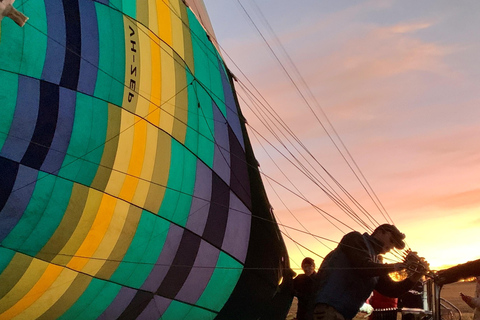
0, 0, 289, 319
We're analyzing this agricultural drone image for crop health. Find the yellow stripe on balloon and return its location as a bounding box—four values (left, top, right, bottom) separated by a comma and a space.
132, 123, 158, 208
0, 255, 42, 314
82, 200, 130, 276
118, 116, 147, 202
157, 0, 172, 47
147, 0, 159, 35
135, 24, 152, 119
52, 188, 103, 266
0, 262, 62, 320
170, 0, 185, 61
147, 32, 162, 125
10, 267, 78, 320
66, 193, 116, 271
144, 132, 171, 213
128, 32, 162, 210
105, 111, 135, 197
159, 46, 176, 135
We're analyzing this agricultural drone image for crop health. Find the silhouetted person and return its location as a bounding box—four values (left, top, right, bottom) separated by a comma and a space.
294, 257, 317, 320
313, 224, 425, 320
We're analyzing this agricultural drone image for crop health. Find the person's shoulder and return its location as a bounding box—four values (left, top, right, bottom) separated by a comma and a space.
339, 231, 368, 251
342, 231, 363, 241
295, 274, 308, 280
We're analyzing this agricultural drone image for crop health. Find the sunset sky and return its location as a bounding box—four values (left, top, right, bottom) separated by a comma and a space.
202, 0, 480, 271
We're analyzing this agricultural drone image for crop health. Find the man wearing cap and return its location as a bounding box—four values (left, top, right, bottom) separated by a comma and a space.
313, 224, 424, 320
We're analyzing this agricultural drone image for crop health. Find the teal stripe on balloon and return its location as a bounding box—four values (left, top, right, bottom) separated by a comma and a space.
162, 301, 217, 320
110, 211, 169, 288
159, 139, 196, 227
23, 177, 73, 256
185, 73, 200, 156
20, 0, 47, 79
188, 10, 215, 168
197, 87, 215, 168
0, 247, 15, 274
94, 3, 126, 107
196, 252, 243, 311
59, 93, 107, 186
2, 174, 73, 255
0, 16, 24, 74
58, 276, 121, 320
1, 172, 56, 252
113, 0, 136, 19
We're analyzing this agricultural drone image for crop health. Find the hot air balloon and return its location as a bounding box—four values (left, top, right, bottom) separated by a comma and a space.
0, 0, 290, 319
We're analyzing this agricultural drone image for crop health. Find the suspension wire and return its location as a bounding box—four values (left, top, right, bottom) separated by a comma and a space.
236, 83, 374, 231
246, 0, 394, 227
281, 231, 326, 261
246, 110, 407, 263
215, 1, 413, 263
253, 131, 336, 252
236, 83, 376, 232
212, 16, 377, 233
196, 3, 391, 244
245, 111, 357, 233
216, 37, 378, 233
233, 0, 393, 225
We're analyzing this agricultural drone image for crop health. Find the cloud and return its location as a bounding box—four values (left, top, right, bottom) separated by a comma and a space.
389, 22, 432, 34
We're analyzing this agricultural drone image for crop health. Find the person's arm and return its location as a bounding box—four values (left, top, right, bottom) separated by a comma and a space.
436, 259, 480, 285
374, 275, 418, 298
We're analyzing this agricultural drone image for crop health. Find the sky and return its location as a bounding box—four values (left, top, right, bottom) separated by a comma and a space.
202, 0, 480, 271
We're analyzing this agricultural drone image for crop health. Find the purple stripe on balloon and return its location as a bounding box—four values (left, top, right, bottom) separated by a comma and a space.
186, 161, 212, 236
218, 58, 245, 150
212, 103, 230, 184
98, 286, 137, 320
140, 224, 184, 292
137, 295, 172, 319
222, 191, 251, 263
175, 240, 219, 303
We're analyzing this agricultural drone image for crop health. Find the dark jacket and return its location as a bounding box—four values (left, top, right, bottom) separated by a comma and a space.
294, 271, 317, 320
315, 232, 416, 320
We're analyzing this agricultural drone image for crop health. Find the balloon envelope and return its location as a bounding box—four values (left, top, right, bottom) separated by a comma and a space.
0, 0, 289, 319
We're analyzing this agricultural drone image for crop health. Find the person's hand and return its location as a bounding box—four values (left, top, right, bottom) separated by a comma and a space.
359, 302, 373, 317
404, 251, 429, 275
460, 292, 479, 309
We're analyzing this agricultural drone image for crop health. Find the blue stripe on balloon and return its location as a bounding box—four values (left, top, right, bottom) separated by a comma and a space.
60, 0, 81, 90
0, 164, 37, 242
41, 87, 76, 174
21, 81, 59, 170
0, 157, 19, 212
0, 76, 39, 163
42, 0, 66, 85
77, 0, 99, 95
